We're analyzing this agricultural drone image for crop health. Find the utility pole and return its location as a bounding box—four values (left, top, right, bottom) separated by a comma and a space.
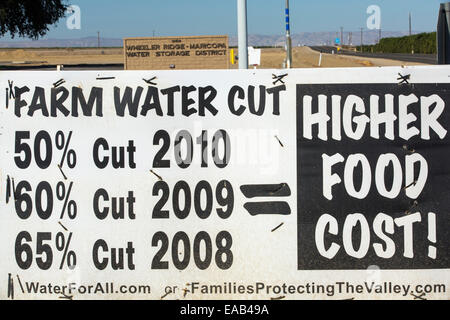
360, 28, 363, 52
379, 28, 382, 43
340, 27, 344, 45
237, 0, 248, 69
285, 0, 292, 68
409, 12, 412, 36
409, 12, 413, 54
97, 31, 100, 48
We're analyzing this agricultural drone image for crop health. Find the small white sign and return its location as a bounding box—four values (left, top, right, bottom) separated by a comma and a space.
248, 46, 261, 66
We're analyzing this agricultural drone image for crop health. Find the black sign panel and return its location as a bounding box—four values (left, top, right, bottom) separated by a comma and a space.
297, 84, 450, 269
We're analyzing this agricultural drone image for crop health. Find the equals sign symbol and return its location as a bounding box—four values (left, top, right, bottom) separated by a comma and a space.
240, 183, 291, 216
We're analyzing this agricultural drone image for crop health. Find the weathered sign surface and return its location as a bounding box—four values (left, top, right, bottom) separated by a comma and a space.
124, 35, 229, 70
0, 66, 448, 300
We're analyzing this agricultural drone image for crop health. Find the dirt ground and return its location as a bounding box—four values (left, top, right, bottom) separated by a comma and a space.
256, 46, 426, 68
0, 46, 426, 68
0, 48, 124, 66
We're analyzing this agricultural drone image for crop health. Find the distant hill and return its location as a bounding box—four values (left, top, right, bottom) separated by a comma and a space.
0, 31, 422, 48
231, 31, 416, 47
0, 37, 123, 48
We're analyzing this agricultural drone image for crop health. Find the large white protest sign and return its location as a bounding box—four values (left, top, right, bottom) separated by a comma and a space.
0, 67, 448, 300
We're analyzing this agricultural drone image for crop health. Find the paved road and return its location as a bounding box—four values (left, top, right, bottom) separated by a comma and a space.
309, 46, 437, 65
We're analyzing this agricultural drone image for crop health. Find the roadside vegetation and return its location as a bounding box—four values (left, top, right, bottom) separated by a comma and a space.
358, 32, 436, 54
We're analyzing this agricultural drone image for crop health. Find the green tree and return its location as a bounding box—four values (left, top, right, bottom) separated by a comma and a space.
0, 0, 68, 39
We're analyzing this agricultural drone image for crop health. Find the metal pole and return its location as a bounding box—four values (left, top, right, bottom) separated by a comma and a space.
285, 0, 292, 68
97, 31, 100, 48
340, 27, 343, 46
237, 0, 248, 69
438, 2, 450, 64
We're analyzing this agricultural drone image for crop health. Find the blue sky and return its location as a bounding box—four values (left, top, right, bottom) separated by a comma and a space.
5, 0, 446, 39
